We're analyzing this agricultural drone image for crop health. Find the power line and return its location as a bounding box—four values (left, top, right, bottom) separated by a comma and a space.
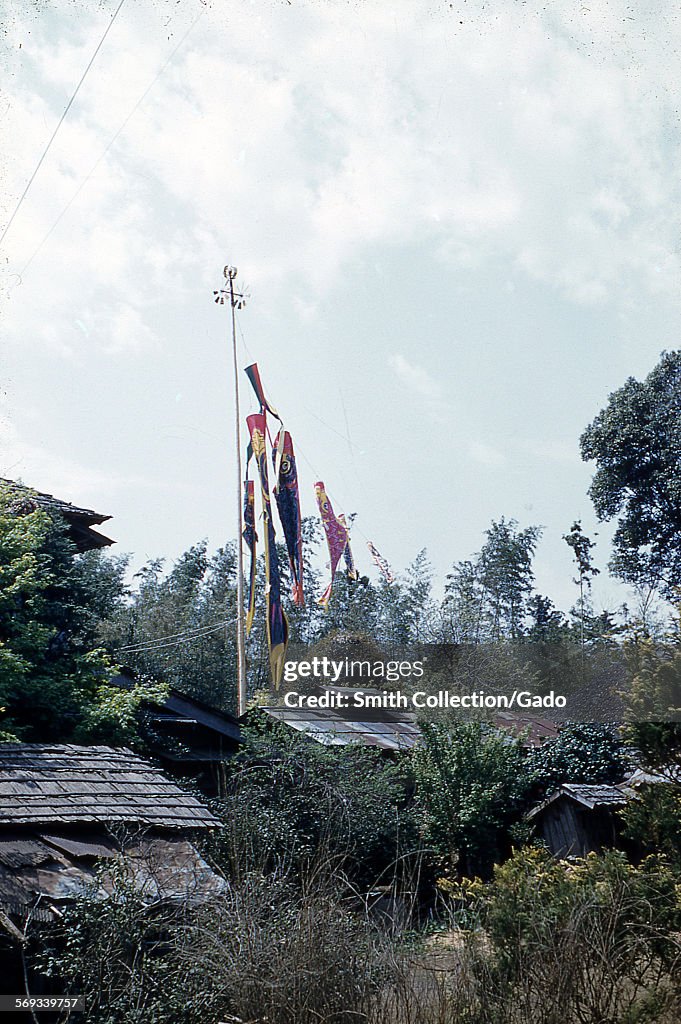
117, 618, 235, 654
17, 5, 204, 279
0, 0, 126, 251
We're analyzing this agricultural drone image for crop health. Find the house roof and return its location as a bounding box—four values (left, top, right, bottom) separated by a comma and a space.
493, 712, 560, 747
527, 767, 679, 823
527, 782, 628, 820
261, 705, 421, 751
0, 745, 219, 829
109, 673, 242, 768
0, 478, 114, 551
0, 832, 225, 924
259, 688, 559, 752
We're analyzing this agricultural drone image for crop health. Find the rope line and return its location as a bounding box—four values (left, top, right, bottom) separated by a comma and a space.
0, 0, 127, 250
18, 6, 204, 278
116, 618, 235, 654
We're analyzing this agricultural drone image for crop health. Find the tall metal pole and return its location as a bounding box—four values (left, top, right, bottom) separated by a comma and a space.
226, 266, 248, 716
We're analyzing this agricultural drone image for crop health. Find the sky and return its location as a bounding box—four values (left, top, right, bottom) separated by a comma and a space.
1, 0, 681, 616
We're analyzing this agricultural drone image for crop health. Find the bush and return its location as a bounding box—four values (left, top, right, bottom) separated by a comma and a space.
211, 719, 422, 892
411, 720, 531, 876
38, 858, 390, 1024
526, 722, 633, 791
441, 846, 681, 1024
620, 782, 681, 868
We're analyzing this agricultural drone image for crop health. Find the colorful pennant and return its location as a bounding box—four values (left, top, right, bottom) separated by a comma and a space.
367, 540, 395, 584
245, 363, 281, 419
315, 481, 349, 609
338, 513, 359, 583
273, 430, 304, 607
242, 479, 257, 634
247, 413, 289, 686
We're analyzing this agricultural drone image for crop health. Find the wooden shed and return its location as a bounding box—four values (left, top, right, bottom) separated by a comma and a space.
526, 783, 627, 858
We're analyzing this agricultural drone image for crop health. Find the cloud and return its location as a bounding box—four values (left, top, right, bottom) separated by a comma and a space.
389, 353, 451, 423
3, 0, 681, 365
0, 415, 142, 509
467, 441, 505, 467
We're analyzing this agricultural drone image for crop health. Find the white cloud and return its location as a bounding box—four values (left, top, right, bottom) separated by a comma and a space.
467, 441, 505, 467
3, 0, 681, 363
389, 353, 450, 423
1, 0, 680, 607
0, 415, 142, 509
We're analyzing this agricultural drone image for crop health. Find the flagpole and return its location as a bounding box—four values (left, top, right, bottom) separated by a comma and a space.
225, 265, 248, 716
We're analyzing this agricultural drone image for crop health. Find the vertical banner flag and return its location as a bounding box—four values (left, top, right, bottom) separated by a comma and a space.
338, 513, 359, 583
367, 540, 395, 584
242, 478, 257, 634
273, 430, 305, 607
247, 413, 289, 686
315, 481, 349, 609
245, 363, 281, 419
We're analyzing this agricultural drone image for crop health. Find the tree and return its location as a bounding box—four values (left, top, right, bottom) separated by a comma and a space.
622, 632, 681, 775
0, 483, 157, 743
580, 350, 681, 598
563, 520, 600, 664
526, 723, 633, 792
444, 518, 542, 642
412, 720, 531, 876
215, 716, 420, 890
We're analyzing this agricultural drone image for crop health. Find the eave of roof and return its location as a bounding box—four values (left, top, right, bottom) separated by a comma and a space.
0, 478, 114, 550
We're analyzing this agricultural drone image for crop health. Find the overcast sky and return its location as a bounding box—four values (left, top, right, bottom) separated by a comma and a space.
2, 0, 680, 614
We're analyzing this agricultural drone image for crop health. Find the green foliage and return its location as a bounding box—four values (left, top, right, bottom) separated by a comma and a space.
0, 484, 142, 743
526, 722, 633, 791
620, 784, 681, 869
622, 635, 681, 773
580, 350, 681, 598
38, 858, 386, 1024
470, 847, 680, 955
103, 520, 438, 706
443, 847, 681, 1024
39, 861, 191, 1024
624, 636, 681, 721
411, 720, 531, 876
444, 518, 542, 641
212, 716, 420, 889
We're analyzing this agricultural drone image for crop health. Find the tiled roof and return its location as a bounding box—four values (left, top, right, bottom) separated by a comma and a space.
0, 745, 218, 829
0, 478, 114, 550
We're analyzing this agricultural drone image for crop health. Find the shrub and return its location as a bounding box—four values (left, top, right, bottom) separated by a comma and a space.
620, 782, 681, 869
411, 720, 531, 876
212, 720, 422, 891
442, 846, 681, 1024
526, 722, 633, 791
38, 858, 390, 1024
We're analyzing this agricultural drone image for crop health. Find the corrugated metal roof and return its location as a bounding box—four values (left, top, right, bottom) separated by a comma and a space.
0, 745, 218, 829
40, 833, 118, 860
261, 706, 421, 751
493, 712, 560, 747
0, 834, 225, 922
261, 692, 558, 752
